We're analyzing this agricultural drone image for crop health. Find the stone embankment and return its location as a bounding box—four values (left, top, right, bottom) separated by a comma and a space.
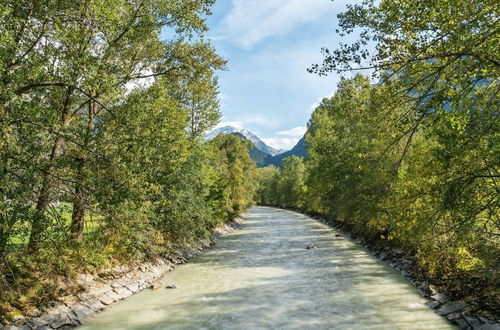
1, 218, 244, 330
311, 215, 499, 330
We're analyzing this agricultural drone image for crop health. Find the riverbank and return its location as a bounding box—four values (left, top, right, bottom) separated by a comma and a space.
0, 217, 244, 330
294, 208, 499, 330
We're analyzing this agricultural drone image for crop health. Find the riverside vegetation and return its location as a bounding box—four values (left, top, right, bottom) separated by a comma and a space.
1, 0, 499, 325
0, 0, 257, 321
257, 0, 499, 315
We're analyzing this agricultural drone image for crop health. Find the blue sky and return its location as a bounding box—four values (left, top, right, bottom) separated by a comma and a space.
204, 0, 356, 150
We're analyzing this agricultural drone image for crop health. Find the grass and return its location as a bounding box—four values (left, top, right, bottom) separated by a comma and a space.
7, 202, 103, 248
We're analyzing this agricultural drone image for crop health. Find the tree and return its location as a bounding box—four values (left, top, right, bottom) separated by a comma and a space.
311, 0, 499, 100
0, 0, 224, 248
276, 156, 306, 209
208, 134, 257, 219
311, 0, 499, 164
255, 166, 280, 206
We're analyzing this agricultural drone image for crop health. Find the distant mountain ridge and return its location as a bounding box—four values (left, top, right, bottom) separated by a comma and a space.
265, 137, 307, 167
206, 126, 307, 167
206, 126, 284, 156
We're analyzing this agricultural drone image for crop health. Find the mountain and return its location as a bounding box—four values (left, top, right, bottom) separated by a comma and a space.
206, 126, 284, 156
206, 126, 307, 168
230, 132, 272, 167
265, 137, 307, 167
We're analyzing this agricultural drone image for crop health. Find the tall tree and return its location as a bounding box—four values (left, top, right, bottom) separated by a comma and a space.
0, 0, 223, 247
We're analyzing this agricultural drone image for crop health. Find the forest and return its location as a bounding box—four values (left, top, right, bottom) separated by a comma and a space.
1, 0, 498, 324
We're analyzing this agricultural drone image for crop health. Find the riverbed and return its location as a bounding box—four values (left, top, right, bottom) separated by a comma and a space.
80, 206, 453, 329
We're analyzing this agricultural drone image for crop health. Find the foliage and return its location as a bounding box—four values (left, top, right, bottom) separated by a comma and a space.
0, 0, 256, 319
255, 166, 280, 206
208, 134, 258, 219
256, 156, 306, 210
304, 0, 499, 307
258, 74, 499, 309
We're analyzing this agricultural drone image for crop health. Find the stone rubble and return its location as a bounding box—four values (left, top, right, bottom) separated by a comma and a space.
1, 217, 244, 330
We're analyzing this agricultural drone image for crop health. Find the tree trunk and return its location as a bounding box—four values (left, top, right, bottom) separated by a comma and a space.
70, 100, 95, 240
28, 87, 73, 250
70, 159, 86, 240
28, 135, 64, 249
0, 226, 9, 257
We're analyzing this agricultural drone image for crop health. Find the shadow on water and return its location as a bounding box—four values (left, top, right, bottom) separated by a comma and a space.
80, 206, 454, 330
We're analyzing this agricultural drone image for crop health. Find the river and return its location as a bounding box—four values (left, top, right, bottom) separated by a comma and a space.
80, 206, 454, 329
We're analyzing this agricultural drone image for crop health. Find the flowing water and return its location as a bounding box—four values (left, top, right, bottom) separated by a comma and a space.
80, 206, 454, 329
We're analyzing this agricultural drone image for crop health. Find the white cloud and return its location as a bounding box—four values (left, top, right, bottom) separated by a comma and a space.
262, 137, 299, 150
277, 126, 307, 137
220, 0, 335, 48
214, 121, 245, 129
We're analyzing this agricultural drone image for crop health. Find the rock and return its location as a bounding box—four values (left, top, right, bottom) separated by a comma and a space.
417, 281, 428, 290
431, 293, 451, 304
416, 288, 427, 296
76, 274, 94, 290
447, 312, 462, 322
463, 315, 484, 328
73, 305, 93, 323
400, 269, 410, 277
98, 293, 115, 305
90, 284, 112, 295
476, 323, 500, 330
23, 308, 41, 319
106, 289, 122, 301
12, 315, 25, 326
113, 287, 133, 299
150, 282, 163, 290
126, 282, 140, 293
76, 292, 96, 301
28, 317, 49, 328
429, 285, 439, 295
452, 316, 472, 330
165, 285, 177, 289
110, 265, 128, 276
136, 279, 147, 290
83, 299, 106, 312
6, 326, 31, 330
437, 301, 469, 316
149, 267, 163, 277
306, 244, 318, 250
57, 295, 80, 308
42, 305, 71, 324
51, 315, 72, 328
425, 300, 441, 309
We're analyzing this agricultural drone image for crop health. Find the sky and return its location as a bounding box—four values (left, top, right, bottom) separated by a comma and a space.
204, 0, 356, 150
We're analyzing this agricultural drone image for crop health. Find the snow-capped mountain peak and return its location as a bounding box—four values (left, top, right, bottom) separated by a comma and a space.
206, 126, 285, 156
